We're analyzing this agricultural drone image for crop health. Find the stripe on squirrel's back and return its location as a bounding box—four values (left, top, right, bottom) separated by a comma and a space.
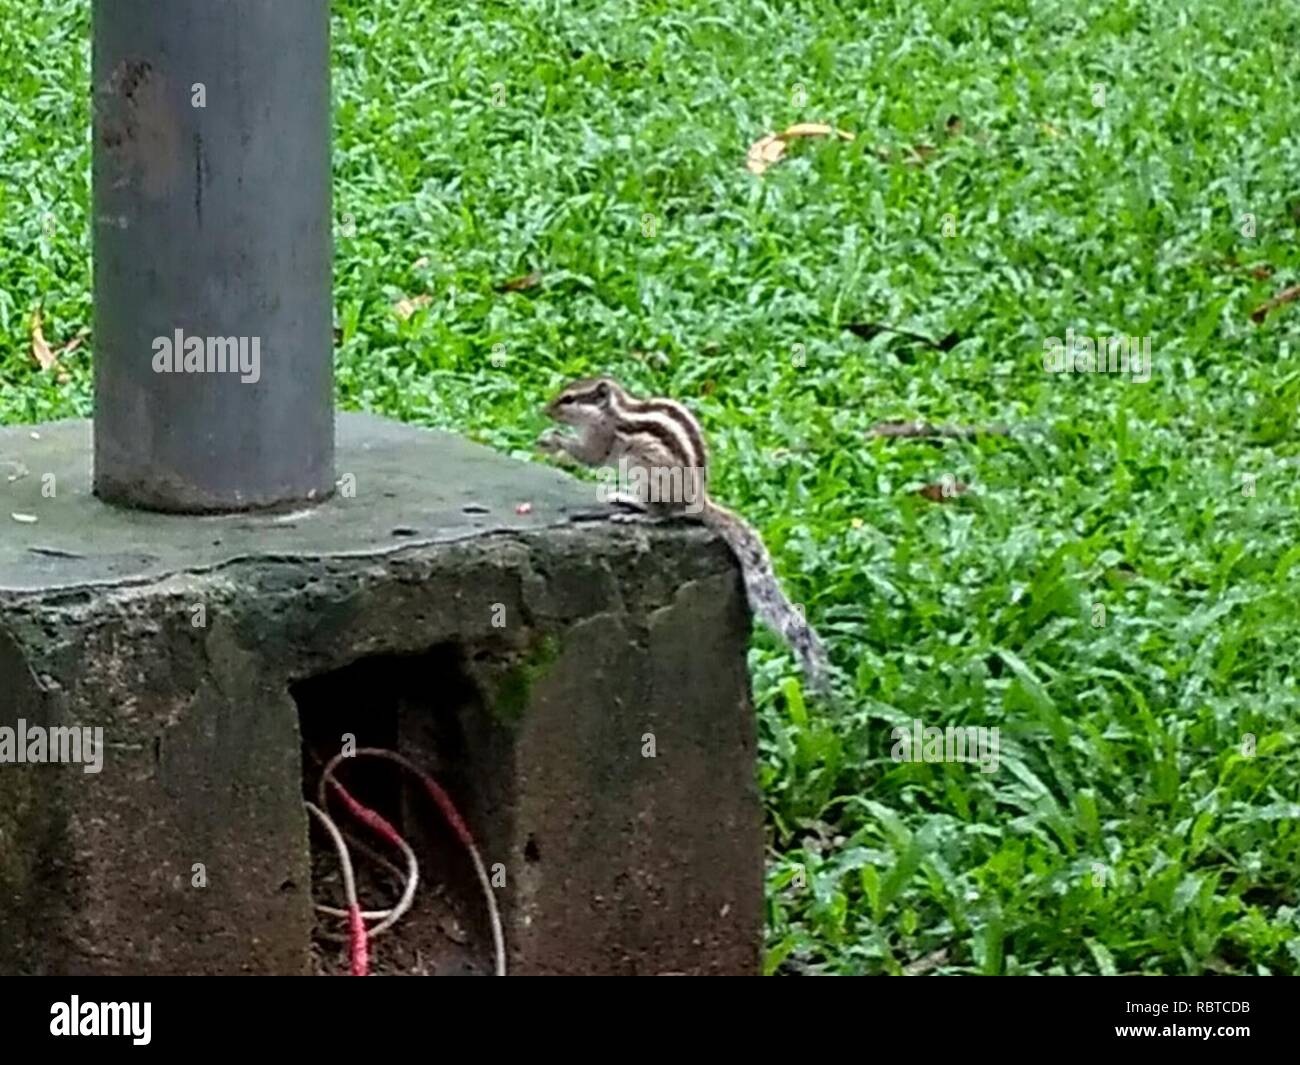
634, 398, 708, 470
613, 408, 704, 471
609, 386, 707, 469
614, 417, 691, 464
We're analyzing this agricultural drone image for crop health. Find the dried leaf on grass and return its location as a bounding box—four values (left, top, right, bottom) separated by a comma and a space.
31, 309, 84, 382
393, 294, 433, 320
747, 123, 855, 175
1250, 285, 1300, 323
746, 133, 787, 175
494, 271, 543, 293
918, 481, 969, 503
30, 308, 55, 370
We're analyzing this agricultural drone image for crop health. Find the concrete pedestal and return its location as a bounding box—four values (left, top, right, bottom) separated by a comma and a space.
0, 415, 762, 975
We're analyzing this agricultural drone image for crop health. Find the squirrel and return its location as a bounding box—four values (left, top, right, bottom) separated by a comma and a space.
539, 376, 830, 692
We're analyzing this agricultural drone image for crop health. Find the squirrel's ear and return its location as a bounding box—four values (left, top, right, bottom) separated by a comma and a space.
595, 381, 610, 401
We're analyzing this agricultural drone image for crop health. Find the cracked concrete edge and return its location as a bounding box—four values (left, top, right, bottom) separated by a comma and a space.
0, 522, 743, 719
0, 520, 727, 610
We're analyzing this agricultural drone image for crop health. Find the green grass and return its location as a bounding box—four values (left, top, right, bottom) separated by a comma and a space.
2, 0, 1298, 974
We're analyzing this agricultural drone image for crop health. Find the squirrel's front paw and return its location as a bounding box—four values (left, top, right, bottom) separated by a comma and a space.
536, 429, 568, 455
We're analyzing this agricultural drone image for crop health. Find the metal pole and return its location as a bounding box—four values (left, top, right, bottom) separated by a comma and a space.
92, 0, 333, 512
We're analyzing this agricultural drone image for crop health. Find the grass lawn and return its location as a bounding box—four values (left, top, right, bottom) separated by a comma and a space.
2, 0, 1297, 974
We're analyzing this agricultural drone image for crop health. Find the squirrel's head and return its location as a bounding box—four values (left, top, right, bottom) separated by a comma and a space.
544, 377, 627, 425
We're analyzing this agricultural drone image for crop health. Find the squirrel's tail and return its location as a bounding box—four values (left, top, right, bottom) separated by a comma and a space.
702, 501, 830, 692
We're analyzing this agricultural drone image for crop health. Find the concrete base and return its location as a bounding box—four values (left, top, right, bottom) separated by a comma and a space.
0, 415, 762, 975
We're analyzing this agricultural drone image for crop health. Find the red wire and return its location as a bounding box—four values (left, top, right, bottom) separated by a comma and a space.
348, 903, 369, 976
319, 749, 506, 976
326, 776, 405, 976
327, 776, 406, 850
416, 775, 475, 850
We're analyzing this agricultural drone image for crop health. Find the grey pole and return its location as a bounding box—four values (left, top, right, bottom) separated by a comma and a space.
92, 0, 333, 512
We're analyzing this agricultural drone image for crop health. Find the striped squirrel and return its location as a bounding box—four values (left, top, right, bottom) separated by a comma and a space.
538, 376, 830, 692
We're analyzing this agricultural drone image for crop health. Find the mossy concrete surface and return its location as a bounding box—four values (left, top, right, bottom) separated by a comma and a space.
0, 414, 761, 974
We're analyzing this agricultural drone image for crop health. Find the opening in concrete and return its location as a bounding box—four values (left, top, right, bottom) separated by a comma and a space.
292, 646, 494, 975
